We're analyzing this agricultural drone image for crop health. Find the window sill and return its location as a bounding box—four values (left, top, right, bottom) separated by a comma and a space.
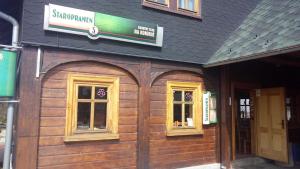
167, 128, 203, 136
142, 1, 201, 20
144, 0, 168, 7
177, 8, 198, 14
64, 133, 119, 142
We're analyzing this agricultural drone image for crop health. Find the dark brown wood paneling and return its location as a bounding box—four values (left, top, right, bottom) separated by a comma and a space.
15, 48, 220, 169
149, 71, 217, 169
15, 137, 40, 169
42, 49, 140, 86
37, 58, 139, 169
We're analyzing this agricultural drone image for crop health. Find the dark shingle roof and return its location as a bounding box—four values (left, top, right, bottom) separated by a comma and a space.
206, 0, 300, 67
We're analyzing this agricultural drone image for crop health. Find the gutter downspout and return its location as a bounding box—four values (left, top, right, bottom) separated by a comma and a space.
0, 11, 19, 169
0, 12, 19, 47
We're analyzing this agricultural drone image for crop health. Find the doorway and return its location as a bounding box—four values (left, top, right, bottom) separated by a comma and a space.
231, 82, 259, 161
232, 87, 289, 162
227, 55, 300, 168
235, 90, 252, 158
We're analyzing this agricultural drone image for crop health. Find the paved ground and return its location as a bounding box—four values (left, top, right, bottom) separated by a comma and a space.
234, 163, 300, 169
232, 156, 300, 169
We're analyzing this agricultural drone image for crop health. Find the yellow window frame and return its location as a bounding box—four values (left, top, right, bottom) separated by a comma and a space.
65, 74, 119, 142
166, 81, 203, 136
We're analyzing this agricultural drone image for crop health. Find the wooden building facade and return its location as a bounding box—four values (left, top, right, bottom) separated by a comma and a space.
0, 0, 299, 169
10, 0, 261, 168
15, 47, 220, 169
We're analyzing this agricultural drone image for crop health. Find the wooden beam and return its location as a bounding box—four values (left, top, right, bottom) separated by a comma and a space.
261, 57, 300, 67
14, 47, 41, 169
137, 61, 151, 169
220, 65, 231, 168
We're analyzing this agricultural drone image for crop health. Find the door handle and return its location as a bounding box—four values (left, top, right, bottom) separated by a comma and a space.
282, 120, 284, 129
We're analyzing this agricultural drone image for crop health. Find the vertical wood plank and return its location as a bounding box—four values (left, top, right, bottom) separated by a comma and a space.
137, 61, 151, 169
14, 47, 41, 169
231, 82, 236, 160
220, 65, 231, 168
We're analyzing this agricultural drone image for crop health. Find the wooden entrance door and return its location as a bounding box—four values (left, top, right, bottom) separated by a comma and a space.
256, 87, 288, 163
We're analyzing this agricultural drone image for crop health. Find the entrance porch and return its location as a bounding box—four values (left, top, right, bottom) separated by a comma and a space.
219, 50, 300, 168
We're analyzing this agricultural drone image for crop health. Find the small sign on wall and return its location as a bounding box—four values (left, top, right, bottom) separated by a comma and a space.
203, 92, 210, 124
203, 92, 217, 125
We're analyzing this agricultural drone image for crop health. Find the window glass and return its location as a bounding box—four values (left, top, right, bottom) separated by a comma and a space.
148, 0, 167, 4
188, 0, 195, 11
185, 91, 193, 101
173, 90, 194, 128
78, 86, 92, 99
184, 104, 193, 127
179, 0, 195, 11
94, 103, 107, 130
179, 0, 185, 8
239, 98, 251, 119
240, 99, 245, 105
77, 102, 91, 130
95, 87, 108, 100
173, 90, 182, 101
76, 86, 109, 131
246, 99, 250, 105
173, 104, 182, 127
157, 0, 166, 4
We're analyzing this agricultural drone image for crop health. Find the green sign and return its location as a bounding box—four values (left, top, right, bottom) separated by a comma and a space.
44, 4, 164, 47
0, 49, 17, 97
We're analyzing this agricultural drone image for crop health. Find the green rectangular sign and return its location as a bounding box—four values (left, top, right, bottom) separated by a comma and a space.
0, 49, 17, 97
44, 4, 164, 47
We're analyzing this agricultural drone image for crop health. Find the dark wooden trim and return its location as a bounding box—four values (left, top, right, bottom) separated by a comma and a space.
231, 82, 261, 90
209, 76, 221, 164
231, 82, 236, 161
137, 61, 151, 169
220, 65, 231, 168
205, 44, 300, 68
142, 0, 202, 19
260, 57, 300, 67
14, 47, 41, 169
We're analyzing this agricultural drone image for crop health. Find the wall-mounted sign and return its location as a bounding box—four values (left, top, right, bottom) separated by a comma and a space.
203, 92, 217, 125
203, 92, 210, 124
0, 49, 17, 97
44, 4, 164, 47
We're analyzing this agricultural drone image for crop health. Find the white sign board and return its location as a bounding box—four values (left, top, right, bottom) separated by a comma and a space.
203, 92, 210, 125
